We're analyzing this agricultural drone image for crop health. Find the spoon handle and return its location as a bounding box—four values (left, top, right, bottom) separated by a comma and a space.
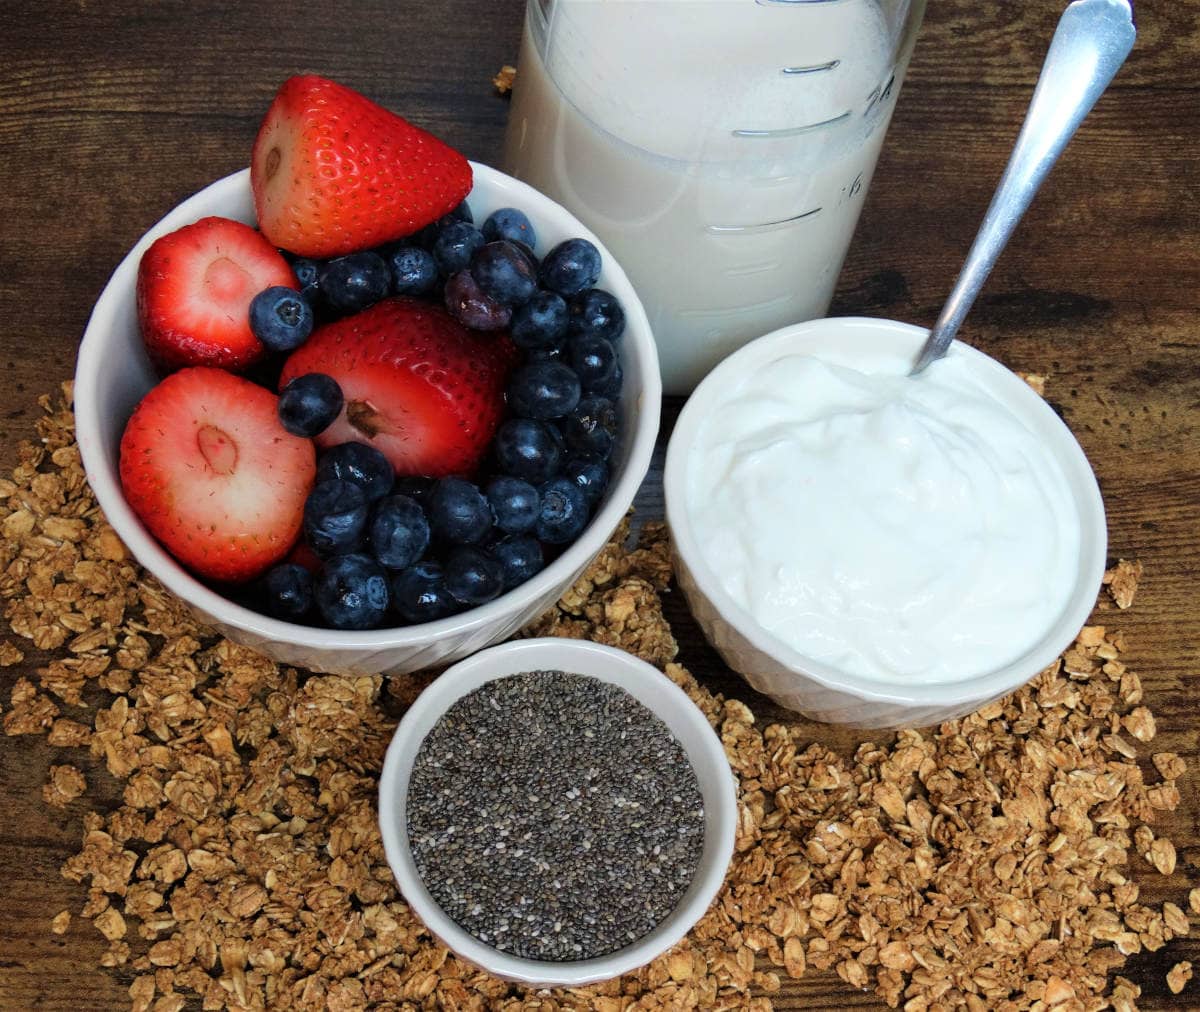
910, 0, 1136, 375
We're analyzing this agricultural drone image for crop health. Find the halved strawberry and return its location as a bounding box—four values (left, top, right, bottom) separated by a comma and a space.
251, 75, 473, 258
136, 216, 296, 372
278, 297, 512, 477
119, 367, 316, 583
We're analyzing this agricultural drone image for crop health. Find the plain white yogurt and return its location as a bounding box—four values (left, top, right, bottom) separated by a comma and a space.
684, 353, 1083, 684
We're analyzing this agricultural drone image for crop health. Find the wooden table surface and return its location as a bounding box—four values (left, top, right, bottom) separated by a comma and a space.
1, 2, 1197, 1009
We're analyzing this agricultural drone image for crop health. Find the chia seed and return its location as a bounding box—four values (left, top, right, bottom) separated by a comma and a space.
405, 670, 706, 961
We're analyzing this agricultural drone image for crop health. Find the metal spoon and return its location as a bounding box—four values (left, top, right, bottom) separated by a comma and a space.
909, 0, 1136, 375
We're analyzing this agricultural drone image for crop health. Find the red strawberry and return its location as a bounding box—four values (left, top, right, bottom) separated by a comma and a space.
119, 367, 316, 583
137, 216, 296, 372
250, 75, 473, 258
279, 297, 512, 477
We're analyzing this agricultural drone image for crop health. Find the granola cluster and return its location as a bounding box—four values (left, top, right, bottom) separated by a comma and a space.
0, 384, 1194, 1011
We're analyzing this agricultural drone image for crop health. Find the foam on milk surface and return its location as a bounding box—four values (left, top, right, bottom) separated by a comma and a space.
505, 0, 913, 392
684, 355, 1083, 685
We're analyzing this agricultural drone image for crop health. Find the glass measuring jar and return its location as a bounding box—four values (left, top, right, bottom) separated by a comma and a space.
503, 0, 926, 394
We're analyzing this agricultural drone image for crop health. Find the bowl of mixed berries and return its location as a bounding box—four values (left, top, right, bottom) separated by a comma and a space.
75, 75, 661, 675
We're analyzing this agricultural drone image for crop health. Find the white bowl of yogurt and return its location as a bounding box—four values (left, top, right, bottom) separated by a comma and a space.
664, 317, 1106, 729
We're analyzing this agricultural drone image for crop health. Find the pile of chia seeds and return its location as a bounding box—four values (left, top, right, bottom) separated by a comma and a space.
405, 669, 706, 961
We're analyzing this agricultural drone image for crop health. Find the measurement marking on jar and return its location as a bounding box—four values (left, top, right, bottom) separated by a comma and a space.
781, 60, 841, 75
732, 113, 850, 139
677, 291, 800, 319
724, 260, 783, 278
865, 73, 897, 114
707, 207, 823, 235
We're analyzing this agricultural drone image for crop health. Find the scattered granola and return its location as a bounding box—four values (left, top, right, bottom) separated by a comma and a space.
3, 676, 59, 735
493, 64, 517, 95
1104, 558, 1144, 610
1016, 370, 1048, 397
0, 385, 1195, 1012
1163, 902, 1189, 937
1150, 837, 1178, 877
1167, 960, 1192, 995
51, 910, 71, 935
43, 763, 87, 808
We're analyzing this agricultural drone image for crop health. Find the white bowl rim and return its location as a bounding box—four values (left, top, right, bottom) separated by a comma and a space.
664, 315, 1108, 710
74, 165, 661, 651
376, 637, 738, 987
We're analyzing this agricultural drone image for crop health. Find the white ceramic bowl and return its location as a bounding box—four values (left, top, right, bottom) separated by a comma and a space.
74, 165, 661, 675
377, 637, 737, 986
664, 317, 1107, 730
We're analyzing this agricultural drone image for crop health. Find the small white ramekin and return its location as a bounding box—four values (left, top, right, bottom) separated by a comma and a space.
664, 317, 1107, 730
377, 637, 737, 987
73, 165, 661, 676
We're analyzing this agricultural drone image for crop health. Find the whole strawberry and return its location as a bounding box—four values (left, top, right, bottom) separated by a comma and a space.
251, 75, 473, 258
279, 297, 513, 477
119, 367, 316, 582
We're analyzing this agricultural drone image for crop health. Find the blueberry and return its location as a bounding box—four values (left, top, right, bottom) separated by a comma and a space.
563, 396, 619, 459
428, 477, 493, 545
563, 454, 610, 508
249, 286, 314, 352
304, 479, 369, 556
470, 241, 538, 307
444, 270, 512, 331
390, 560, 460, 623
590, 360, 623, 400
319, 251, 391, 314
527, 345, 566, 364
507, 360, 581, 420
568, 288, 626, 343
485, 476, 540, 534
262, 563, 314, 621
317, 442, 394, 503
482, 207, 537, 248
444, 545, 505, 605
448, 200, 474, 224
369, 494, 431, 570
538, 238, 602, 296
415, 203, 473, 245
488, 534, 544, 590
387, 245, 438, 296
414, 223, 438, 249
510, 291, 569, 350
391, 475, 436, 509
315, 553, 390, 629
512, 240, 540, 269
536, 477, 590, 544
278, 373, 343, 437
493, 418, 564, 483
291, 258, 322, 305
569, 336, 618, 392
431, 220, 485, 276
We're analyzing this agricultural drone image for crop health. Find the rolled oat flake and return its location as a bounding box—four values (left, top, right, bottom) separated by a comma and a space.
406, 669, 706, 961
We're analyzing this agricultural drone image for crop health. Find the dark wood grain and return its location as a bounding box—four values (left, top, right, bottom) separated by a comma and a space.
1, 1, 1197, 1009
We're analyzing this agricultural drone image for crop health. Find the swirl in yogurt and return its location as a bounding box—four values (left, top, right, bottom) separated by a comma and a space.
685, 354, 1082, 684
